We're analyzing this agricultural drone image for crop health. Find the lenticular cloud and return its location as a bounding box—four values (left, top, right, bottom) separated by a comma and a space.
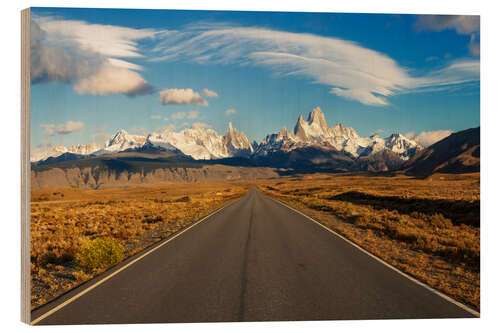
151, 25, 479, 106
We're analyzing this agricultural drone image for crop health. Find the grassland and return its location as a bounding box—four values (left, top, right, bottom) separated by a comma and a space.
256, 172, 480, 310
30, 181, 251, 309
31, 172, 480, 312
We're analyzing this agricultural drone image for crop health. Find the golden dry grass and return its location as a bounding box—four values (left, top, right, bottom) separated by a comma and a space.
30, 181, 251, 309
256, 172, 480, 310
30, 172, 480, 312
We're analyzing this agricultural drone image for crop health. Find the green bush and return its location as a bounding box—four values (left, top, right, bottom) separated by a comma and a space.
74, 238, 125, 271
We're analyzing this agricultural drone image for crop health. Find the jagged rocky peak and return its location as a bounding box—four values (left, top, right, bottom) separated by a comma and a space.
108, 129, 127, 143
307, 106, 328, 130
32, 106, 424, 164
256, 106, 422, 160
104, 129, 146, 152
224, 122, 254, 154
279, 126, 288, 138
294, 114, 308, 140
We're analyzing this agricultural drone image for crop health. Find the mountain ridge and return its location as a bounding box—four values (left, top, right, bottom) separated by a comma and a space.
403, 127, 480, 177
33, 107, 431, 171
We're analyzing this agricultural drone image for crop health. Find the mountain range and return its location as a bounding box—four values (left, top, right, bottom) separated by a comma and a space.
32, 107, 423, 170
30, 108, 479, 189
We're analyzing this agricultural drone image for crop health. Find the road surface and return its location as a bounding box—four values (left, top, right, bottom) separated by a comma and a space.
32, 188, 476, 324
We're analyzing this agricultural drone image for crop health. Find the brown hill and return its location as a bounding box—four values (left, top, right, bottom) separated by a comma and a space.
403, 127, 479, 177
31, 150, 279, 190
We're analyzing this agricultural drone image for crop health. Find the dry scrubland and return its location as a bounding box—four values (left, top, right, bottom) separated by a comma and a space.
257, 172, 480, 310
30, 182, 251, 309
31, 172, 480, 312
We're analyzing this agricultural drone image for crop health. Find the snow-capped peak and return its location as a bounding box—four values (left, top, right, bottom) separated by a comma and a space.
223, 122, 254, 156
104, 129, 147, 152
307, 106, 328, 132
31, 107, 423, 164
256, 106, 422, 160
383, 133, 420, 159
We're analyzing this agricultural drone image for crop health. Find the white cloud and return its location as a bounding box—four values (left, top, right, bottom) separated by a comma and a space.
31, 17, 156, 96
415, 15, 480, 57
405, 131, 415, 139
192, 122, 212, 129
91, 125, 111, 145
163, 117, 169, 121
158, 88, 207, 105
468, 34, 480, 56
202, 88, 218, 97
414, 15, 479, 35
37, 17, 159, 58
406, 130, 453, 147
409, 60, 479, 92
74, 65, 154, 96
171, 112, 186, 120
187, 111, 199, 119
225, 109, 237, 115
108, 58, 144, 71
330, 88, 389, 106
41, 121, 84, 136
152, 25, 479, 106
150, 115, 162, 119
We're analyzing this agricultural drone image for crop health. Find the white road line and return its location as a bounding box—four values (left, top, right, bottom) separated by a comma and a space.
30, 198, 241, 325
267, 194, 480, 318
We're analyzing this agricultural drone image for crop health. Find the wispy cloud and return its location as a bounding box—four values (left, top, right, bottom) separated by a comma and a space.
158, 88, 208, 105
187, 111, 199, 119
41, 121, 85, 136
150, 115, 162, 119
151, 24, 479, 106
225, 109, 237, 115
31, 16, 158, 96
31, 16, 479, 106
408, 60, 479, 92
202, 88, 218, 98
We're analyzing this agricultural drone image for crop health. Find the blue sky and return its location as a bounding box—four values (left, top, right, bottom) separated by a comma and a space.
30, 8, 479, 151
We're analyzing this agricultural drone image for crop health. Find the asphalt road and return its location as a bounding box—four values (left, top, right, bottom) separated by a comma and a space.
32, 188, 476, 325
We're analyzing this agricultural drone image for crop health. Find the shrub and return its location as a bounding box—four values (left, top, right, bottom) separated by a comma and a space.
143, 215, 163, 224
74, 238, 125, 271
175, 196, 191, 202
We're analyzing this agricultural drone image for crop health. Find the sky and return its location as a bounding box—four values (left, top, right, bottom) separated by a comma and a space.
30, 7, 480, 152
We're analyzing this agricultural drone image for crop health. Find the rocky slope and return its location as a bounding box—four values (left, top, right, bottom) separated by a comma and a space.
31, 150, 278, 190
403, 127, 480, 177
